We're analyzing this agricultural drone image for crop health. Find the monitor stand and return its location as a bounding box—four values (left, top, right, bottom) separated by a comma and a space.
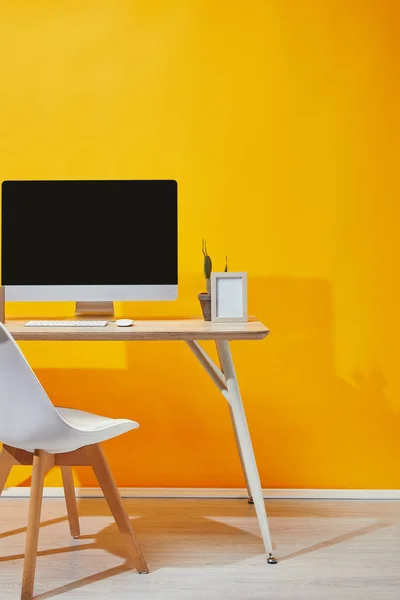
75, 301, 115, 317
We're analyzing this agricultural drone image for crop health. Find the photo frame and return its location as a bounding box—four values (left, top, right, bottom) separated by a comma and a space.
211, 272, 248, 323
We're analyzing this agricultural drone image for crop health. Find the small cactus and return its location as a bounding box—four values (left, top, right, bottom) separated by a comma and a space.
202, 239, 212, 295
201, 241, 228, 295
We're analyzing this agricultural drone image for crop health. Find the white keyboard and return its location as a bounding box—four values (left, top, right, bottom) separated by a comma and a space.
25, 320, 109, 327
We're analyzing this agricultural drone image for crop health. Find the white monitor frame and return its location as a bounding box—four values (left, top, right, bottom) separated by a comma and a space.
3, 284, 177, 302
1, 284, 177, 318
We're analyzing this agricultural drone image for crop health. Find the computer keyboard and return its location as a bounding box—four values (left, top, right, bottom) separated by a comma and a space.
24, 320, 109, 327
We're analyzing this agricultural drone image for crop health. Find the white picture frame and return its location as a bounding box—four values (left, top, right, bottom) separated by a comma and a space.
211, 272, 248, 323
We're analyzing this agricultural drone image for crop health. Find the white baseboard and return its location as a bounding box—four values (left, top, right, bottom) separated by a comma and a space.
2, 487, 400, 500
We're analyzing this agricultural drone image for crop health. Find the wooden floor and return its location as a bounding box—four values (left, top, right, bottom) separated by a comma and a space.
0, 498, 399, 599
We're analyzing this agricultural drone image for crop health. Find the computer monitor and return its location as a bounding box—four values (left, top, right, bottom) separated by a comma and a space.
1, 180, 177, 314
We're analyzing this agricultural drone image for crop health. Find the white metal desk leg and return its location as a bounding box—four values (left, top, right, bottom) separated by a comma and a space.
215, 342, 253, 503
227, 404, 254, 503
216, 339, 277, 563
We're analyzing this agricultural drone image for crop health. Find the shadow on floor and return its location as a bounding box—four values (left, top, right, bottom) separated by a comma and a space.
0, 498, 396, 599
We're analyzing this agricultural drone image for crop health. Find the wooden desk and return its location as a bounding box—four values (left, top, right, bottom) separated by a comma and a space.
6, 318, 268, 341
5, 317, 276, 563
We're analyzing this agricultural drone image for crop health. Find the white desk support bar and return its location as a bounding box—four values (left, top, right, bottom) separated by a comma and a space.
186, 339, 277, 564
186, 341, 227, 394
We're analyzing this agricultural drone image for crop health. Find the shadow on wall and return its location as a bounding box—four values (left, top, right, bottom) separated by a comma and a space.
8, 276, 400, 489
248, 277, 399, 488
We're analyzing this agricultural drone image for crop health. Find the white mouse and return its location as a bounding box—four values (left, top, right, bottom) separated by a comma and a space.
115, 319, 134, 327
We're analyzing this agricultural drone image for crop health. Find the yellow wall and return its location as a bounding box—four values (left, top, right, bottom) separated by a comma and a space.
1, 0, 399, 489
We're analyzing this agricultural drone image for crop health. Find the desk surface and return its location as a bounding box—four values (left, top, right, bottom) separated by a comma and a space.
5, 318, 269, 341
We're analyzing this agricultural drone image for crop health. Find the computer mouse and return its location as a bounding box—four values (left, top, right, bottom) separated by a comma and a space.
115, 319, 134, 327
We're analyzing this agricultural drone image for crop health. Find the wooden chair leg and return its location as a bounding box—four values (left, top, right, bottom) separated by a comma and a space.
0, 446, 15, 495
21, 450, 53, 600
61, 466, 80, 538
86, 444, 149, 573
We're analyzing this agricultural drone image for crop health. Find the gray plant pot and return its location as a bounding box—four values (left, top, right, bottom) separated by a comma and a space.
198, 293, 211, 321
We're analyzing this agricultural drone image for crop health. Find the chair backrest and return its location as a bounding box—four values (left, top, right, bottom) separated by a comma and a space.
0, 321, 65, 450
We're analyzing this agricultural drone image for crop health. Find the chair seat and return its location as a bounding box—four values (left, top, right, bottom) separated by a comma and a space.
33, 407, 139, 453
15, 408, 139, 454
56, 407, 139, 433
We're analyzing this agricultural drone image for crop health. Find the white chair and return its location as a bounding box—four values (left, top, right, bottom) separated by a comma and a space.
0, 321, 148, 600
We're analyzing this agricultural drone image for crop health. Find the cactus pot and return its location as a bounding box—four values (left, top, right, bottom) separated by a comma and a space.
198, 293, 211, 321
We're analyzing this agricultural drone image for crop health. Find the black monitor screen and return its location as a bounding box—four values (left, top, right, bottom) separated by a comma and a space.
1, 180, 177, 286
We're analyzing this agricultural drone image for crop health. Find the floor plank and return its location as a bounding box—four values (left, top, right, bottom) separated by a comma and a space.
0, 498, 399, 599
